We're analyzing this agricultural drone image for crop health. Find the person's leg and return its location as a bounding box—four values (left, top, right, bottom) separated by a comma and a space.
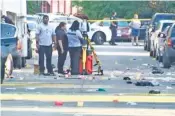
111, 28, 117, 45
71, 47, 81, 75
39, 45, 45, 74
69, 48, 74, 74
136, 29, 140, 46
58, 49, 68, 74
45, 45, 53, 74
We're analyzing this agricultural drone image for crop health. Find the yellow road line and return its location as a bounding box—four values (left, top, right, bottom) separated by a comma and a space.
1, 107, 175, 116
1, 94, 175, 103
88, 19, 151, 22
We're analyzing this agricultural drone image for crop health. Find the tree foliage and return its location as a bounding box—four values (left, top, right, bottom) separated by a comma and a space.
72, 1, 175, 19
27, 1, 41, 14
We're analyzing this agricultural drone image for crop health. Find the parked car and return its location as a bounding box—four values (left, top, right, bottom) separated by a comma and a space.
1, 23, 18, 84
150, 20, 175, 58
144, 13, 175, 51
158, 23, 175, 68
156, 25, 171, 62
89, 20, 131, 45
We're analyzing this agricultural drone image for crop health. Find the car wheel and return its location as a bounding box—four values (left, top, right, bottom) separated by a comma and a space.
147, 39, 151, 51
163, 52, 171, 68
1, 58, 6, 84
144, 40, 147, 51
94, 32, 105, 45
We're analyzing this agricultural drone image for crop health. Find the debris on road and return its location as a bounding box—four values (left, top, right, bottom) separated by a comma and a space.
123, 77, 131, 81
5, 88, 16, 90
142, 63, 150, 66
113, 99, 119, 103
152, 66, 164, 74
166, 86, 173, 90
54, 101, 63, 106
126, 102, 137, 106
96, 88, 106, 92
26, 87, 36, 90
77, 101, 84, 107
150, 80, 160, 86
149, 90, 161, 94
135, 81, 154, 87
126, 81, 132, 84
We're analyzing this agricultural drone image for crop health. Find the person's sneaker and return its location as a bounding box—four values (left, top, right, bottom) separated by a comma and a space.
112, 43, 117, 45
39, 72, 45, 76
45, 72, 55, 76
58, 71, 68, 75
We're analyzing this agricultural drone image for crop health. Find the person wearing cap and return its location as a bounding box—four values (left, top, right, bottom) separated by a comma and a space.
36, 15, 56, 76
129, 14, 141, 46
109, 12, 118, 45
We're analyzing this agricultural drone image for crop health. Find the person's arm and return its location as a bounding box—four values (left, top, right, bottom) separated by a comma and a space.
35, 25, 40, 52
52, 28, 57, 50
56, 31, 64, 54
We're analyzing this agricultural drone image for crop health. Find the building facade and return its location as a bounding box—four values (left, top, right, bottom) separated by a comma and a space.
41, 0, 78, 15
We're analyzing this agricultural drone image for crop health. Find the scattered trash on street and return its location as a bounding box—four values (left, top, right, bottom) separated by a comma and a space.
5, 88, 16, 90
135, 81, 154, 87
26, 87, 36, 90
123, 77, 131, 81
96, 88, 106, 92
166, 86, 173, 90
126, 81, 132, 84
149, 90, 161, 94
126, 102, 137, 106
77, 101, 84, 107
152, 66, 164, 74
54, 101, 63, 106
150, 80, 160, 86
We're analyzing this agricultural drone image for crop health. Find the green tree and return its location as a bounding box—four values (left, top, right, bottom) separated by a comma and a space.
72, 1, 175, 19
27, 1, 41, 14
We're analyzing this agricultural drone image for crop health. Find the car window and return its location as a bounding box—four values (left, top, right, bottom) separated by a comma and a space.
27, 23, 37, 31
153, 14, 175, 25
27, 17, 38, 22
155, 22, 161, 30
118, 21, 129, 27
103, 21, 110, 26
0, 23, 16, 38
162, 23, 173, 32
171, 26, 175, 37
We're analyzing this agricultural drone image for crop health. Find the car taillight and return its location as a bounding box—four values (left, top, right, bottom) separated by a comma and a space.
167, 38, 172, 47
16, 39, 22, 50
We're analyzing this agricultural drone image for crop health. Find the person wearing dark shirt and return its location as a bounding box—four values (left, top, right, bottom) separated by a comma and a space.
109, 12, 117, 45
55, 22, 68, 74
1, 15, 14, 25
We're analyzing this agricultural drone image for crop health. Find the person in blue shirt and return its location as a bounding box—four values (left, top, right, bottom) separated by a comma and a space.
67, 20, 83, 75
109, 12, 117, 45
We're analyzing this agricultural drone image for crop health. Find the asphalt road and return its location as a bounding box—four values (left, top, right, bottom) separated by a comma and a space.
1, 42, 175, 116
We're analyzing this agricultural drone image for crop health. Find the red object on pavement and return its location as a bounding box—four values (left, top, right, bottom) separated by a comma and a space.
79, 54, 93, 75
113, 100, 119, 103
54, 101, 63, 106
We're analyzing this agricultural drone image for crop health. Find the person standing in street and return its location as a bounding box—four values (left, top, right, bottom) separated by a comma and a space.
67, 20, 83, 75
129, 14, 141, 46
36, 15, 56, 76
55, 22, 68, 75
109, 12, 118, 45
80, 16, 90, 38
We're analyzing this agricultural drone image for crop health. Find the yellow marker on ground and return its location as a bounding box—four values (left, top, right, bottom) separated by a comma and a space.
136, 73, 141, 80
77, 101, 84, 107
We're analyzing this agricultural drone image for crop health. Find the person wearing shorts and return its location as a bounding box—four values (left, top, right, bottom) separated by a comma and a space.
130, 14, 141, 46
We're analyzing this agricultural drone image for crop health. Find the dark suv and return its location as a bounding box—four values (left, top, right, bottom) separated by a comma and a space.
144, 13, 175, 51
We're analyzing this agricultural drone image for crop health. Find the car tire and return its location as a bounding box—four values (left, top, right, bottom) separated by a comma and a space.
147, 39, 151, 51
163, 53, 171, 68
1, 58, 6, 84
144, 40, 147, 51
94, 32, 105, 45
